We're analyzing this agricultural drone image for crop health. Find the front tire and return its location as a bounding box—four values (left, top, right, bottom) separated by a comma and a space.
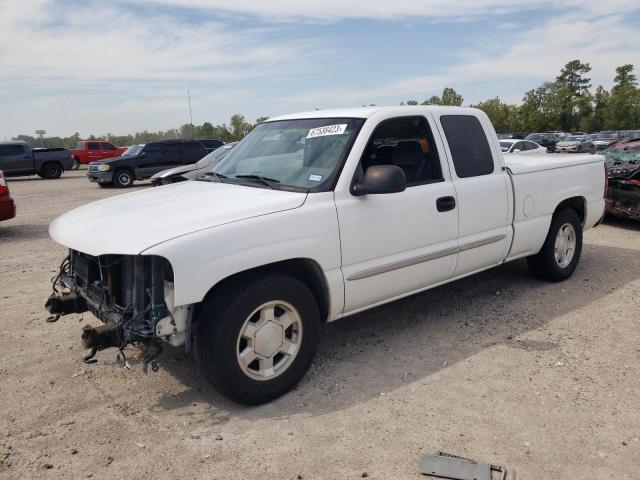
197, 274, 320, 405
527, 208, 583, 282
113, 169, 134, 188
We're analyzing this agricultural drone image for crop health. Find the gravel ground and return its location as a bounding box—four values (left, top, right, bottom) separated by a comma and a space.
1, 169, 639, 479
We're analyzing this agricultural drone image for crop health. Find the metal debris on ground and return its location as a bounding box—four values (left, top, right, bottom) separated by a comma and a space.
420, 451, 512, 480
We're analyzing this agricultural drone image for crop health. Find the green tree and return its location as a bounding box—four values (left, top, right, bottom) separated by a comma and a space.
441, 87, 463, 106
605, 64, 640, 129
555, 60, 592, 130
421, 95, 441, 105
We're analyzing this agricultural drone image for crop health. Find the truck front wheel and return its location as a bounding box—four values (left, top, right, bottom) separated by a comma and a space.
527, 208, 583, 282
197, 274, 320, 405
38, 162, 63, 179
113, 169, 134, 188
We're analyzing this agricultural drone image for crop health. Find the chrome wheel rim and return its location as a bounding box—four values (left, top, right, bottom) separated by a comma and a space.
118, 173, 132, 186
554, 223, 576, 268
236, 300, 303, 381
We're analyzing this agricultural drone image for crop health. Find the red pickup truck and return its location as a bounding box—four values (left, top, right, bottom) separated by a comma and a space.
71, 141, 127, 168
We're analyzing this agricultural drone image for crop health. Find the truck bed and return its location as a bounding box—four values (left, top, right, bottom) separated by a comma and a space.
504, 152, 605, 262
505, 153, 603, 174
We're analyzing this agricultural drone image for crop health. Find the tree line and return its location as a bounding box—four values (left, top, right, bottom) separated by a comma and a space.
401, 61, 640, 134
12, 60, 640, 148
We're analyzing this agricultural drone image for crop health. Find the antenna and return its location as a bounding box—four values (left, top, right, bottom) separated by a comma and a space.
187, 89, 195, 139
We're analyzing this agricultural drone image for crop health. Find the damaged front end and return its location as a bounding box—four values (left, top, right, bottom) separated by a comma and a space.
45, 250, 192, 370
605, 145, 640, 221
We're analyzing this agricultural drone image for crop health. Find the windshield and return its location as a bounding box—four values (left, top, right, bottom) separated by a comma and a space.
499, 141, 513, 151
197, 143, 236, 168
211, 118, 365, 191
75, 141, 85, 150
122, 144, 145, 156
597, 131, 617, 139
525, 134, 540, 141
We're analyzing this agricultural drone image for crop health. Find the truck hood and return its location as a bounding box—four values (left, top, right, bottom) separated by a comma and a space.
50, 181, 307, 256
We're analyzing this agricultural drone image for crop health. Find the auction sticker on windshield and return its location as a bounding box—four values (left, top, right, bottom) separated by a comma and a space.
307, 124, 347, 138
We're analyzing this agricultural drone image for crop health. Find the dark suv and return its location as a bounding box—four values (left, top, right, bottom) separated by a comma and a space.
524, 133, 558, 152
87, 140, 208, 187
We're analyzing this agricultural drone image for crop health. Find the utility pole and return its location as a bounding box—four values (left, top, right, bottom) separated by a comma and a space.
187, 90, 195, 139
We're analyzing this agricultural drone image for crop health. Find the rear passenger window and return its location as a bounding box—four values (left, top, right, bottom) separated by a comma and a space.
440, 115, 494, 178
102, 143, 115, 150
0, 144, 26, 156
88, 142, 100, 150
359, 116, 443, 187
182, 143, 206, 163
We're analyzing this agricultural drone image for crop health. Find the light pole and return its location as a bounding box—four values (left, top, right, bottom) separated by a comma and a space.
35, 129, 46, 148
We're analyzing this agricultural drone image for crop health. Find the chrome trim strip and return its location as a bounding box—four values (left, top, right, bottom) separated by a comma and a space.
459, 234, 506, 252
347, 234, 506, 281
347, 246, 459, 281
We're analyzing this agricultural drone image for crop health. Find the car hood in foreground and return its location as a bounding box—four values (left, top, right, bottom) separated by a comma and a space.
50, 181, 307, 256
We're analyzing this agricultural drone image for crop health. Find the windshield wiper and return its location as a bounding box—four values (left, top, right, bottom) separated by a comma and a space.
234, 174, 280, 189
203, 171, 228, 182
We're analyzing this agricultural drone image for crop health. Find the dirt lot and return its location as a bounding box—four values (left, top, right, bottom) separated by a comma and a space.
1, 169, 639, 479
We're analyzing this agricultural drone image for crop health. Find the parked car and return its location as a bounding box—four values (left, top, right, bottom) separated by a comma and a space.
72, 141, 128, 168
0, 141, 73, 179
592, 131, 621, 151
87, 139, 208, 188
524, 133, 558, 152
151, 142, 237, 186
196, 139, 225, 153
499, 139, 547, 155
604, 139, 640, 220
0, 170, 16, 222
555, 134, 594, 153
47, 106, 605, 405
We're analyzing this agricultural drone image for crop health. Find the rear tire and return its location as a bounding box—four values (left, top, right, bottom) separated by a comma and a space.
197, 273, 320, 405
113, 169, 134, 188
38, 162, 63, 179
527, 208, 583, 282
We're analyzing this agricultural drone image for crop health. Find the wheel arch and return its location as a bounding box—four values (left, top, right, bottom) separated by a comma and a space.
197, 258, 331, 323
553, 196, 586, 225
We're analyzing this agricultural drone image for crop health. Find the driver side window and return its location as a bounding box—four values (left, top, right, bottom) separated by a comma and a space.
358, 116, 443, 187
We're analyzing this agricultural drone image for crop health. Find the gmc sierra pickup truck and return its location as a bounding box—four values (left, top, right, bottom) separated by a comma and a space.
0, 141, 74, 179
46, 106, 606, 404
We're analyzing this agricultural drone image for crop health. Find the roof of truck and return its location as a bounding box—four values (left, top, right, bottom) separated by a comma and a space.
268, 105, 478, 121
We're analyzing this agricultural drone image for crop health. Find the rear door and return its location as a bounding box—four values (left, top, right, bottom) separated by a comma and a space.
101, 142, 120, 159
0, 144, 32, 175
181, 142, 207, 165
87, 142, 101, 162
336, 114, 459, 313
433, 113, 511, 277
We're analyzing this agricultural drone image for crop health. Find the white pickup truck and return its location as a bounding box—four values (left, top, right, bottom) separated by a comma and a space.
46, 106, 606, 404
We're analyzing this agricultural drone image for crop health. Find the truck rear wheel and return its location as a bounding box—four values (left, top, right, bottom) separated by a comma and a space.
38, 162, 63, 179
527, 208, 583, 282
197, 274, 320, 405
113, 169, 134, 188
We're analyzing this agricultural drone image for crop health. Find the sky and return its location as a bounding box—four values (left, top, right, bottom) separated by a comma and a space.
1, 0, 640, 138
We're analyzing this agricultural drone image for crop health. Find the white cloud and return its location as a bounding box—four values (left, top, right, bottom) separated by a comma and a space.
0, 0, 639, 137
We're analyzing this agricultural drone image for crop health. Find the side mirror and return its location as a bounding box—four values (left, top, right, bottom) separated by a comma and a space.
352, 165, 406, 196
512, 149, 521, 153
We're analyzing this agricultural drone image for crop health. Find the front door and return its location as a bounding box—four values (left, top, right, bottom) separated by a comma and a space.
335, 115, 460, 314
87, 142, 101, 162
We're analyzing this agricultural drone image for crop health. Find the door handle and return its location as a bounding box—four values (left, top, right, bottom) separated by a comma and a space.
436, 196, 456, 212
